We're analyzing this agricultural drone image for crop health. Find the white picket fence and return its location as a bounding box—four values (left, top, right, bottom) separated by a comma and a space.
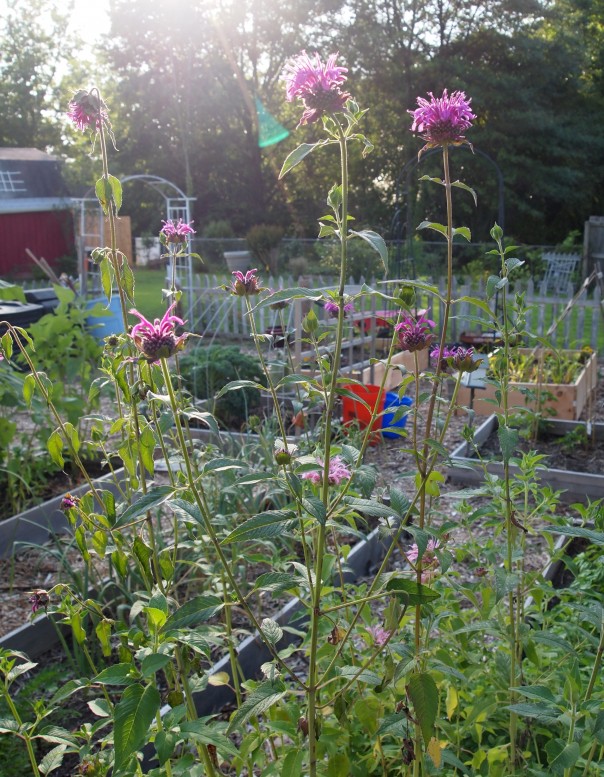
190, 274, 602, 354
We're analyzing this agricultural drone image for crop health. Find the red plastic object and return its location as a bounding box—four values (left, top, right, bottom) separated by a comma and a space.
341, 384, 384, 443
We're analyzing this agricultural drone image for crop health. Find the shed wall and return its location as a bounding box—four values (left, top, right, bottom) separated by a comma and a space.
0, 210, 74, 277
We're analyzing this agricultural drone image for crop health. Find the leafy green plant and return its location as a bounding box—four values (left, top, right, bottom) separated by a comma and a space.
179, 344, 266, 429
246, 223, 284, 274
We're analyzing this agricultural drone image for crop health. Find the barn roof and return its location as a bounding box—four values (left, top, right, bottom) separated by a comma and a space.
0, 147, 70, 202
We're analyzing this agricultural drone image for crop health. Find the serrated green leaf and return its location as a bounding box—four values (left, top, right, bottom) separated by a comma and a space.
226, 680, 286, 733
113, 684, 161, 774
179, 721, 240, 758
222, 510, 296, 543
141, 653, 171, 677
108, 174, 122, 212
279, 142, 326, 178
38, 744, 67, 775
549, 742, 580, 775
349, 229, 388, 272
7, 661, 37, 682
95, 177, 112, 215
161, 595, 223, 632
497, 424, 519, 464
385, 578, 440, 605
302, 496, 326, 525
542, 525, 604, 546
407, 672, 438, 745
261, 618, 283, 645
337, 666, 382, 686
506, 702, 559, 722
486, 274, 500, 301
116, 486, 174, 526
47, 429, 64, 468
99, 255, 113, 303
94, 663, 137, 685
253, 572, 296, 594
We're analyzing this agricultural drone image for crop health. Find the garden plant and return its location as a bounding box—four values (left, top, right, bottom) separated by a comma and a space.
0, 53, 602, 777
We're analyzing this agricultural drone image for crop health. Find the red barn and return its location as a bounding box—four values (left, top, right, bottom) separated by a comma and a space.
0, 148, 74, 278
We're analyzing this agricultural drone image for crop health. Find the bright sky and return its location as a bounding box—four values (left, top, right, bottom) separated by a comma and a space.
69, 0, 110, 44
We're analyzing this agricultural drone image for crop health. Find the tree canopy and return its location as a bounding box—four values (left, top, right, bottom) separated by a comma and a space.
2, 0, 603, 247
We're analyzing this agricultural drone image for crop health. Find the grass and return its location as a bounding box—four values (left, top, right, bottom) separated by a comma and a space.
131, 268, 168, 321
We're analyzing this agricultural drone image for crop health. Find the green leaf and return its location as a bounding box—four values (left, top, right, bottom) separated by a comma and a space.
47, 429, 64, 468
227, 680, 286, 733
279, 142, 326, 178
494, 567, 519, 603
49, 679, 88, 705
261, 618, 283, 645
453, 226, 472, 242
451, 180, 478, 205
407, 672, 438, 745
506, 257, 525, 274
155, 730, 178, 765
95, 177, 112, 215
141, 653, 171, 677
116, 486, 174, 526
385, 578, 440, 605
108, 174, 122, 212
100, 255, 113, 303
505, 702, 559, 722
178, 721, 240, 758
281, 749, 304, 777
327, 184, 343, 211
222, 510, 297, 544
486, 274, 500, 301
549, 742, 580, 775
349, 229, 388, 272
161, 595, 223, 632
336, 666, 382, 686
510, 686, 557, 704
94, 663, 137, 685
302, 497, 326, 525
253, 572, 297, 594
113, 684, 161, 774
542, 525, 604, 546
38, 744, 67, 775
170, 497, 204, 526
497, 424, 519, 464
417, 220, 448, 238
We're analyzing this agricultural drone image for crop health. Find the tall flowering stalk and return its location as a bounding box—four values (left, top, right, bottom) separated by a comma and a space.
281, 51, 387, 776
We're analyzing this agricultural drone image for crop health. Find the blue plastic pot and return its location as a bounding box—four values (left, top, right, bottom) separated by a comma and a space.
382, 393, 413, 438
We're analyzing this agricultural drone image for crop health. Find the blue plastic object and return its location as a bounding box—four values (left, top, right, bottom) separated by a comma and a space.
382, 393, 413, 438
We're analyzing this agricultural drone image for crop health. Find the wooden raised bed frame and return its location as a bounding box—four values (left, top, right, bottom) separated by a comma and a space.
456, 348, 598, 421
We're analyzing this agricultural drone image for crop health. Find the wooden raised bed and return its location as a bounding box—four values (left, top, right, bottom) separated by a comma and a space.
447, 414, 604, 503
456, 348, 598, 420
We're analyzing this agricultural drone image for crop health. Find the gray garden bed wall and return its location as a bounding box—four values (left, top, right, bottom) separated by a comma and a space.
447, 414, 604, 503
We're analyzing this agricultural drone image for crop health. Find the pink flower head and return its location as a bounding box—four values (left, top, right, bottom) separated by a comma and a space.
301, 455, 351, 486
29, 589, 49, 613
283, 51, 351, 126
129, 302, 188, 362
432, 345, 479, 373
395, 313, 436, 352
366, 625, 394, 647
67, 89, 109, 132
324, 297, 355, 319
409, 89, 475, 156
160, 219, 195, 244
407, 539, 440, 583
229, 269, 264, 296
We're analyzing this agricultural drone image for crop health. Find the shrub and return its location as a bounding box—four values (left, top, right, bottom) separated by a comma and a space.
178, 344, 266, 429
246, 224, 284, 273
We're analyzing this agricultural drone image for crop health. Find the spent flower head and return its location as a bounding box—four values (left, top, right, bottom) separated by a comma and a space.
409, 89, 475, 157
283, 51, 351, 126
129, 302, 188, 362
161, 219, 195, 244
67, 89, 110, 132
395, 313, 436, 352
301, 455, 351, 486
229, 269, 264, 296
431, 345, 480, 373
28, 589, 50, 614
60, 494, 80, 511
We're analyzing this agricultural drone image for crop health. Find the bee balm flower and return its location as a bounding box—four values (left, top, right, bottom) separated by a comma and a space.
129, 303, 188, 362
229, 269, 264, 296
67, 89, 109, 132
409, 89, 475, 156
160, 219, 195, 244
283, 51, 351, 126
395, 313, 436, 353
301, 455, 351, 486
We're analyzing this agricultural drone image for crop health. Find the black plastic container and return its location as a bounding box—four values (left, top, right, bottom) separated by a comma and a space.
0, 300, 45, 331
24, 287, 60, 314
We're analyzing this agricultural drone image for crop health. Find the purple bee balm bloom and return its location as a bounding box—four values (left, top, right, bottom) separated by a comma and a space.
29, 589, 50, 613
395, 313, 436, 352
129, 302, 188, 362
407, 539, 441, 583
366, 625, 394, 647
324, 298, 354, 319
229, 269, 264, 296
301, 455, 351, 486
409, 89, 475, 155
67, 89, 109, 132
161, 218, 195, 244
283, 51, 351, 126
